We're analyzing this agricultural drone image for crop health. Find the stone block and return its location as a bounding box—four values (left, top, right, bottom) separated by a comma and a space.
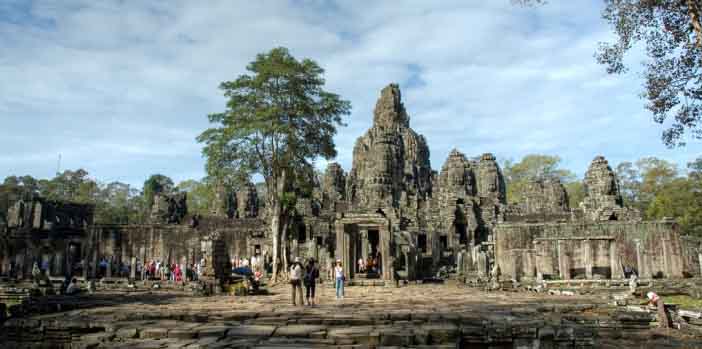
274, 324, 327, 337
226, 325, 276, 337
140, 327, 169, 339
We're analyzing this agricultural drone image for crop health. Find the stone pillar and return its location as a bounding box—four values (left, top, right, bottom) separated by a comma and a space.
57, 250, 65, 277
635, 239, 643, 277
380, 226, 392, 281
609, 240, 623, 279
662, 239, 669, 278
106, 260, 112, 278
557, 240, 570, 280
130, 256, 137, 279
583, 240, 593, 279
360, 229, 369, 262
698, 251, 702, 277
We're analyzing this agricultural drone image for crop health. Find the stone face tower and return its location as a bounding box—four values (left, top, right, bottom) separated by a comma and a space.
347, 84, 432, 212
580, 155, 639, 221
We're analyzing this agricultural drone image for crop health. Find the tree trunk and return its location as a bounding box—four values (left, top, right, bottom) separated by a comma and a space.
270, 209, 280, 282
269, 168, 288, 283
281, 216, 290, 280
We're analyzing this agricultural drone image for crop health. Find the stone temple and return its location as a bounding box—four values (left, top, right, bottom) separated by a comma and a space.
5, 84, 702, 348
0, 83, 698, 286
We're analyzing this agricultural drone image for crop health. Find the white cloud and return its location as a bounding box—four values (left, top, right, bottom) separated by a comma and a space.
0, 0, 699, 187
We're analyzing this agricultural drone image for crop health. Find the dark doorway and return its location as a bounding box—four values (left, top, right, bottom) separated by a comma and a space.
368, 230, 380, 257
456, 223, 467, 245
439, 235, 448, 250
254, 244, 261, 256
298, 225, 306, 242
417, 234, 427, 253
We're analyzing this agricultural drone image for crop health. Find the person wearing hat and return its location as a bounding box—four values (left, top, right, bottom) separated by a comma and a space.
334, 259, 345, 300
304, 258, 320, 306
290, 257, 304, 306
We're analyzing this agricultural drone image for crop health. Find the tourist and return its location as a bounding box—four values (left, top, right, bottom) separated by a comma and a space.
174, 264, 182, 282
304, 258, 320, 306
31, 262, 41, 282
335, 259, 345, 300
358, 257, 365, 273
646, 291, 671, 328
290, 257, 304, 306
66, 277, 80, 295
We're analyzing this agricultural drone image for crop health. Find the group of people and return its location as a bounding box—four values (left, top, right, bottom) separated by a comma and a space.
289, 257, 321, 306
143, 260, 202, 282
357, 252, 382, 274
289, 257, 347, 305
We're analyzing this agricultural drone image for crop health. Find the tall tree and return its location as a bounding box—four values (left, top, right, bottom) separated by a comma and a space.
514, 0, 702, 146
197, 47, 351, 282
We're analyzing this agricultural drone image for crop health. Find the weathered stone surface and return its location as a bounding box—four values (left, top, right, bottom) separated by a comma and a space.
580, 155, 640, 221
150, 192, 187, 224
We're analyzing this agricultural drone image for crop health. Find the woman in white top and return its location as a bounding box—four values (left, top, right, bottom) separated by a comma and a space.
335, 259, 345, 299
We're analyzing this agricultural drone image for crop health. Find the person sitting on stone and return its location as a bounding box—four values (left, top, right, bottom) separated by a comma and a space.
66, 278, 80, 295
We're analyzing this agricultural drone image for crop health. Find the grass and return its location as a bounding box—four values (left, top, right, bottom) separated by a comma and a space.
662, 295, 702, 310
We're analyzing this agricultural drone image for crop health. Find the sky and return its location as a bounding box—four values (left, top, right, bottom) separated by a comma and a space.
1, 0, 700, 187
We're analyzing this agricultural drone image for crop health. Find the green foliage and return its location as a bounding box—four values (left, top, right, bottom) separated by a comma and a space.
176, 179, 215, 216
197, 47, 351, 201
502, 154, 576, 204
615, 157, 679, 214
564, 181, 585, 209
143, 174, 174, 210
1, 170, 147, 225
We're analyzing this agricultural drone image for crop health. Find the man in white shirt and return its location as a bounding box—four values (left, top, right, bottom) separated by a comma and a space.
290, 257, 303, 306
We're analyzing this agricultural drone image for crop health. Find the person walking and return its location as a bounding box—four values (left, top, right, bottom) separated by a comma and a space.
335, 259, 345, 300
304, 258, 320, 306
290, 257, 304, 306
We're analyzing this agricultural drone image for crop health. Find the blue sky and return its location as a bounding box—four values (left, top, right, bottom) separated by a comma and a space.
1, 0, 700, 187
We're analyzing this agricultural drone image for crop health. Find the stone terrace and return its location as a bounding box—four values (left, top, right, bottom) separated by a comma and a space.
3, 283, 702, 348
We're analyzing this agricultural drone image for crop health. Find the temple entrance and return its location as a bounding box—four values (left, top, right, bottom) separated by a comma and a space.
335, 214, 392, 281
368, 230, 379, 259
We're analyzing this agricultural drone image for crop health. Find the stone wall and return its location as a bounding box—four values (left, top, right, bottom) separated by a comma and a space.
494, 221, 684, 281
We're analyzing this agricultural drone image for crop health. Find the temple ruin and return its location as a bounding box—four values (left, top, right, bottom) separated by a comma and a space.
0, 83, 697, 287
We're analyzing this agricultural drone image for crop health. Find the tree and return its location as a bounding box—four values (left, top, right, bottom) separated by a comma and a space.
502, 154, 576, 204
176, 179, 215, 216
515, 0, 702, 146
197, 47, 351, 282
143, 174, 174, 210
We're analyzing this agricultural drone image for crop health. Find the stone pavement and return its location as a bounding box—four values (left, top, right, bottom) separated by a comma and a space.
2, 283, 702, 348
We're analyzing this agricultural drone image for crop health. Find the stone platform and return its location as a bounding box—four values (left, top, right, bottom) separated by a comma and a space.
2, 283, 702, 348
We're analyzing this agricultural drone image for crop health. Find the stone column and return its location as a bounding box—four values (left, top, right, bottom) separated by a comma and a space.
698, 251, 702, 277
634, 239, 643, 277
130, 256, 137, 279
662, 239, 669, 278
557, 240, 570, 280
360, 229, 369, 262
583, 240, 593, 279
106, 260, 112, 278
380, 226, 392, 281
54, 250, 65, 277
609, 240, 623, 279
